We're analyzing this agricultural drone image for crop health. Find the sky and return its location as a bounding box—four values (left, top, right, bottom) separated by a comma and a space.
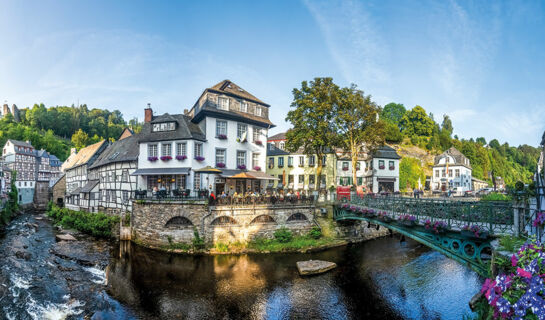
0, 0, 544, 147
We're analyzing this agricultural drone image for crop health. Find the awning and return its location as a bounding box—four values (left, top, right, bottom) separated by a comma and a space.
377, 177, 396, 182
80, 180, 99, 193
230, 172, 256, 179
220, 169, 243, 178
131, 168, 191, 175
248, 171, 279, 180
195, 166, 222, 174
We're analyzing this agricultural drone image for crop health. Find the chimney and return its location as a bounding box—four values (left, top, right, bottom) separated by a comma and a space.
183, 109, 189, 115
144, 103, 153, 123
70, 148, 77, 155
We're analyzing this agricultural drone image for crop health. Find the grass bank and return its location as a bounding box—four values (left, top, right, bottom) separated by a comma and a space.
46, 203, 120, 238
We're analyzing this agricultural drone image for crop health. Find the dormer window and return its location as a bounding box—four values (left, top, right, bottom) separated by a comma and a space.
255, 106, 262, 117
240, 101, 248, 113
152, 122, 175, 132
218, 97, 229, 111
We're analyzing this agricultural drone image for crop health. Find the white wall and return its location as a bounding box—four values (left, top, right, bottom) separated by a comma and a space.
431, 165, 472, 191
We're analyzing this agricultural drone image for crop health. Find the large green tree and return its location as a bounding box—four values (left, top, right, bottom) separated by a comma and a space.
286, 78, 340, 190
335, 84, 385, 187
381, 102, 406, 125
400, 105, 435, 137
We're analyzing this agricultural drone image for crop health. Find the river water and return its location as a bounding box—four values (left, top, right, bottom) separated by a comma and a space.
1, 213, 482, 319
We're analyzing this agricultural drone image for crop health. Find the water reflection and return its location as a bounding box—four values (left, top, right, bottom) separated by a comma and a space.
107, 237, 480, 319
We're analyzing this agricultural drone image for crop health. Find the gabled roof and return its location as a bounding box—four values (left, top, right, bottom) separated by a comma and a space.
434, 147, 471, 169
36, 149, 49, 158
268, 132, 287, 141
90, 135, 139, 169
118, 127, 134, 141
372, 145, 401, 160
209, 80, 267, 106
65, 140, 108, 170
7, 139, 33, 148
138, 113, 206, 143
151, 113, 177, 123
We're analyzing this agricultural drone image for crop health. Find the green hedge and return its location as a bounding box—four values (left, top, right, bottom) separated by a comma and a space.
47, 204, 119, 238
480, 192, 512, 202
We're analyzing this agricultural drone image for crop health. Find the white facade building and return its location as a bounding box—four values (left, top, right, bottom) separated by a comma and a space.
336, 152, 366, 186
431, 147, 473, 192
364, 146, 401, 193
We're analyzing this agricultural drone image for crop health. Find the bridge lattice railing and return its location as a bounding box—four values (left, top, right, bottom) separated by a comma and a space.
347, 196, 515, 234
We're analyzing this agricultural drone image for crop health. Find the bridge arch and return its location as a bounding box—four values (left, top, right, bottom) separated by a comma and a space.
287, 212, 308, 222
165, 216, 193, 227
250, 215, 276, 224
211, 216, 239, 226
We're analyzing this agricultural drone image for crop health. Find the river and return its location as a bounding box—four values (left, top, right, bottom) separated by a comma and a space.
1, 213, 482, 319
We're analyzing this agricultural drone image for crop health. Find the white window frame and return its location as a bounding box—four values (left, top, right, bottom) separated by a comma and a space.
176, 142, 187, 156
236, 150, 246, 167
216, 120, 227, 137
194, 143, 203, 158
255, 105, 262, 116
252, 153, 260, 168
218, 97, 229, 110
148, 144, 158, 157
240, 100, 248, 113
216, 149, 226, 165
162, 143, 172, 157
252, 127, 261, 142
237, 123, 248, 140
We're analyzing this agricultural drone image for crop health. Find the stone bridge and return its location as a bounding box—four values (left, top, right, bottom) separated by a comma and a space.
131, 200, 316, 246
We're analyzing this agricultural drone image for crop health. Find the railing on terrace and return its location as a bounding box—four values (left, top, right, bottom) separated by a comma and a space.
338, 195, 516, 235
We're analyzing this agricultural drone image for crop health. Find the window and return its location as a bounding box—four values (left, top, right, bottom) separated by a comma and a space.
309, 156, 315, 166
218, 97, 229, 110
148, 144, 158, 157
356, 162, 361, 171
216, 120, 227, 137
288, 175, 294, 185
194, 173, 201, 191
122, 169, 128, 182
176, 142, 187, 156
389, 161, 395, 170
342, 162, 349, 171
449, 169, 453, 177
268, 157, 275, 169
279, 142, 285, 150
252, 153, 259, 169
322, 155, 327, 166
278, 157, 284, 168
216, 149, 226, 165
435, 170, 440, 178
152, 122, 175, 132
321, 175, 326, 188
122, 191, 128, 203
455, 169, 460, 177
194, 143, 203, 157
162, 143, 172, 156
237, 123, 248, 140
299, 175, 304, 184
309, 175, 315, 186
442, 169, 446, 177
253, 127, 261, 142
236, 151, 246, 167
299, 156, 304, 167
255, 106, 262, 117
288, 156, 293, 167
378, 160, 385, 169
240, 101, 248, 112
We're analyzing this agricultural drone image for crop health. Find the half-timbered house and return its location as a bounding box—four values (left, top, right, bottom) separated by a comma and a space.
89, 133, 139, 214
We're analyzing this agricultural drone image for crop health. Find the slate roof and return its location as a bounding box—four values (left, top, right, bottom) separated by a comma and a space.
65, 140, 108, 170
434, 147, 472, 169
372, 145, 401, 160
268, 132, 287, 141
89, 135, 139, 169
36, 149, 49, 158
138, 113, 206, 143
50, 154, 61, 167
7, 139, 33, 148
266, 143, 290, 156
80, 180, 99, 193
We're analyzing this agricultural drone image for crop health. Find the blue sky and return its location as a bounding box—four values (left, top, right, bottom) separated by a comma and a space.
1, 0, 544, 146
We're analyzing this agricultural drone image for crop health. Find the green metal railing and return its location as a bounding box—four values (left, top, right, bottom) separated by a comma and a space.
340, 196, 515, 234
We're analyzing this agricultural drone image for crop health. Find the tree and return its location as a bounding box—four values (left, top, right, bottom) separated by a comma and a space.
476, 137, 487, 146
441, 114, 453, 135
489, 139, 501, 149
399, 157, 426, 191
384, 121, 403, 143
400, 106, 435, 137
335, 84, 385, 188
286, 78, 339, 190
71, 129, 89, 151
381, 103, 406, 125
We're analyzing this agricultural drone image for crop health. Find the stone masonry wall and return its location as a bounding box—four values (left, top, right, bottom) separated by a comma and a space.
131, 201, 315, 246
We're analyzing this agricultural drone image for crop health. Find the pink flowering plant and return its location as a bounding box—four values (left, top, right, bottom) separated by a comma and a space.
160, 155, 172, 161
398, 214, 417, 222
480, 239, 545, 319
533, 211, 545, 228
148, 156, 158, 162
424, 219, 448, 234
175, 155, 187, 161
462, 224, 487, 238
216, 162, 226, 168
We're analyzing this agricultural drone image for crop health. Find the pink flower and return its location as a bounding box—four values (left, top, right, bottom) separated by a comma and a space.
511, 254, 518, 267
517, 267, 532, 279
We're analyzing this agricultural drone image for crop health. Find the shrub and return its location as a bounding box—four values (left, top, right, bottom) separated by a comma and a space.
46, 204, 119, 238
274, 227, 293, 243
167, 235, 173, 244
192, 227, 205, 249
123, 213, 131, 227
308, 226, 322, 239
481, 192, 512, 202
214, 242, 229, 252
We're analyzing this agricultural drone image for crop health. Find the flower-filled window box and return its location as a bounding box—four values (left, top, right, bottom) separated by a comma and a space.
217, 134, 227, 140
216, 162, 226, 168
176, 155, 187, 161
378, 165, 385, 169
195, 156, 205, 162
148, 156, 158, 162
342, 167, 349, 171
253, 166, 261, 171
237, 164, 246, 170
254, 140, 263, 146
160, 156, 172, 161
389, 166, 395, 170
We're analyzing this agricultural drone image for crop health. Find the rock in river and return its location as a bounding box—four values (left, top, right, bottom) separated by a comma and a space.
296, 260, 337, 276
56, 234, 77, 241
